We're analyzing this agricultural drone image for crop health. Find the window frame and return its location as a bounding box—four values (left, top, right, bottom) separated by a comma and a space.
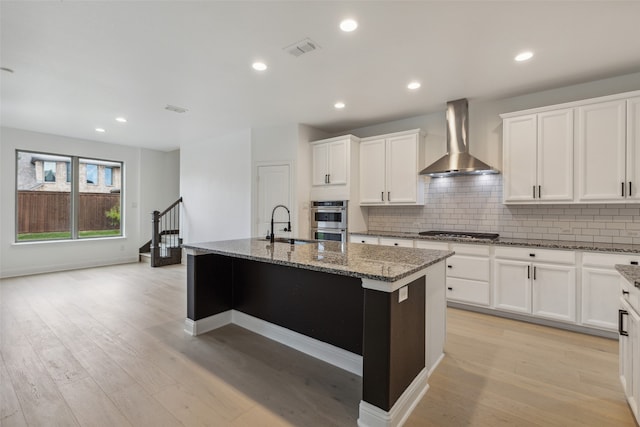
15, 150, 124, 243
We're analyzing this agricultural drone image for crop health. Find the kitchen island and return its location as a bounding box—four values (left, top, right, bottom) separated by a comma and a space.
183, 238, 453, 427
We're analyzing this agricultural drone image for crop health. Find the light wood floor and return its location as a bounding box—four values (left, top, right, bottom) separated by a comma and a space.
0, 262, 635, 427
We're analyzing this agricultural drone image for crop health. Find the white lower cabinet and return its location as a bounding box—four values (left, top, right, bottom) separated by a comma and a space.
581, 252, 640, 331
379, 237, 414, 248
494, 247, 576, 323
446, 244, 491, 306
620, 291, 640, 423
349, 234, 379, 245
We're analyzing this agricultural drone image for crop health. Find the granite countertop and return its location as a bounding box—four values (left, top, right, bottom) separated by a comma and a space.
350, 230, 640, 254
616, 264, 640, 284
183, 238, 454, 282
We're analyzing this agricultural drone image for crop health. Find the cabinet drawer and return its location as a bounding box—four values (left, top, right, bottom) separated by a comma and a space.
494, 246, 574, 264
622, 277, 640, 314
446, 255, 490, 281
582, 252, 640, 268
379, 237, 414, 248
451, 243, 490, 256
446, 278, 490, 306
350, 235, 379, 245
415, 241, 449, 251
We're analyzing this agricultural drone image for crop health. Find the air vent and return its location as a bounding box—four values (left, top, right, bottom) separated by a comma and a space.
165, 104, 188, 114
283, 38, 320, 57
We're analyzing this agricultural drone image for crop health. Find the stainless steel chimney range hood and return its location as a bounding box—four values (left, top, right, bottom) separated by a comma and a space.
420, 98, 499, 177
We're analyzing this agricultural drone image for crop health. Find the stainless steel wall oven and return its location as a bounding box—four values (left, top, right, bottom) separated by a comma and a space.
310, 200, 347, 242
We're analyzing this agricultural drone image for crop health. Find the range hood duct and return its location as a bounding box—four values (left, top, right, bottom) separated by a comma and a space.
420, 98, 499, 177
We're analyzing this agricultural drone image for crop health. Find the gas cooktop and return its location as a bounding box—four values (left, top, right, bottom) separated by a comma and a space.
418, 230, 499, 241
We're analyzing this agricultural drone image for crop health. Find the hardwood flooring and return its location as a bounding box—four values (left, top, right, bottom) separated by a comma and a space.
0, 262, 635, 426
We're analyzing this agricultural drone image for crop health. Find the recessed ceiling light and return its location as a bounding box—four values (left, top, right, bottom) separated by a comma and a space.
340, 19, 358, 32
115, 117, 127, 123
407, 81, 421, 90
95, 128, 106, 133
252, 62, 267, 71
515, 51, 534, 62
334, 102, 346, 109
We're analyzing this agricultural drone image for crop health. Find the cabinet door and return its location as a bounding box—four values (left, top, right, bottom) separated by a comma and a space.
386, 133, 419, 204
327, 140, 348, 185
503, 114, 537, 202
532, 263, 576, 323
494, 259, 531, 314
359, 139, 386, 204
628, 97, 640, 201
311, 143, 329, 186
619, 299, 639, 419
577, 100, 626, 201
538, 109, 574, 201
581, 267, 620, 331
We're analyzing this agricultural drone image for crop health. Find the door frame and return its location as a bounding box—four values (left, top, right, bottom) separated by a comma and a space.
252, 160, 294, 238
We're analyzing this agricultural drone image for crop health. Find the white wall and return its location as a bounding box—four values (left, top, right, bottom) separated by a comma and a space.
138, 148, 180, 245
180, 129, 252, 244
0, 128, 135, 276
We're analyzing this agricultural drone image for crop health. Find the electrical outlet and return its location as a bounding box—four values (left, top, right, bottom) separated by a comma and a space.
399, 286, 408, 302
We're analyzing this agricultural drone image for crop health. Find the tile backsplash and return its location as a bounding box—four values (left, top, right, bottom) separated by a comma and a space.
366, 174, 640, 244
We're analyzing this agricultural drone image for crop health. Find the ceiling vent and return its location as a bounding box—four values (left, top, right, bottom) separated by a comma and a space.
284, 38, 320, 57
165, 104, 188, 114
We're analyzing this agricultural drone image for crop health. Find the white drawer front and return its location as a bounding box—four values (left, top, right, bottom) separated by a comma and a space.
446, 278, 490, 306
415, 241, 449, 251
379, 238, 414, 248
494, 246, 574, 264
582, 252, 640, 268
446, 255, 490, 281
622, 277, 640, 314
451, 243, 490, 256
350, 235, 379, 245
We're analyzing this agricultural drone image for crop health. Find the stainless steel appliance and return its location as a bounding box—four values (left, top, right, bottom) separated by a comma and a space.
418, 230, 499, 241
310, 200, 348, 242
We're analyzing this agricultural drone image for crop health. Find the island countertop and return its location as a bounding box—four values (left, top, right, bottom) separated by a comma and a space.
183, 238, 454, 282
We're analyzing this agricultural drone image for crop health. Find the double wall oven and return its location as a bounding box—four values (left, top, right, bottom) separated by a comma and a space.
310, 200, 347, 242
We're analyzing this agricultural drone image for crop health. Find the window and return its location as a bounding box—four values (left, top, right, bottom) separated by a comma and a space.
44, 161, 56, 182
86, 164, 98, 184
16, 150, 123, 242
105, 167, 113, 186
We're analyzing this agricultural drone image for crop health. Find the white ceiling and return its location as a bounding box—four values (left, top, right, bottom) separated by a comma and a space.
2, 1, 640, 152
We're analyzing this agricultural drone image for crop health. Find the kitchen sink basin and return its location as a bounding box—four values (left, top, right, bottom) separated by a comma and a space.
260, 237, 316, 245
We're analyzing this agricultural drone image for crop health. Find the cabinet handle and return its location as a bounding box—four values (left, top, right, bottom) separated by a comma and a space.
447, 265, 453, 269
361, 240, 366, 243
533, 266, 537, 280
388, 191, 391, 202
532, 185, 536, 199
538, 185, 541, 199
447, 287, 453, 291
635, 281, 640, 289
381, 191, 384, 202
631, 261, 638, 265
529, 253, 535, 257
623, 290, 630, 296
394, 243, 398, 246
327, 174, 330, 184
622, 182, 625, 197
630, 182, 633, 197
527, 265, 530, 279
619, 309, 629, 336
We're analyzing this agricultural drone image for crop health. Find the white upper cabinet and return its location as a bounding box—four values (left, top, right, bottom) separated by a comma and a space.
502, 108, 573, 203
311, 136, 350, 187
359, 129, 424, 206
627, 96, 640, 201
501, 89, 640, 204
576, 100, 627, 202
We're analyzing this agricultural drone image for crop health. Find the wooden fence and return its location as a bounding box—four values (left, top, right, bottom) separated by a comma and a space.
17, 191, 120, 233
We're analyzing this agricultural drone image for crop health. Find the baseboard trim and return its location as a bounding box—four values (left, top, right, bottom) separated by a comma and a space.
184, 310, 232, 335
428, 352, 445, 377
184, 310, 363, 376
358, 368, 429, 427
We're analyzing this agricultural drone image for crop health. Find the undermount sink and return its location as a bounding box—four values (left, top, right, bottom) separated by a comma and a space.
260, 237, 316, 245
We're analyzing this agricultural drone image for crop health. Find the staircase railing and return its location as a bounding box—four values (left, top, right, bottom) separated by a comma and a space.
150, 197, 183, 267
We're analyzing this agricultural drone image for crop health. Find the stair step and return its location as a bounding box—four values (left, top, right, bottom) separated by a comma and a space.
139, 252, 151, 263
